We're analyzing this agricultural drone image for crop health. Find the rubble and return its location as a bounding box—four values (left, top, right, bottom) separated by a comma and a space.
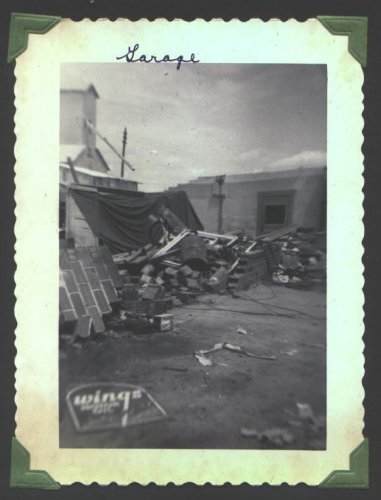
112, 227, 282, 305
113, 220, 325, 308
269, 228, 326, 288
60, 212, 326, 342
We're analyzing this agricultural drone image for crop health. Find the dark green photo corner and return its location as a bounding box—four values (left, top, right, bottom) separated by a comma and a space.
317, 16, 367, 67
7, 12, 61, 63
7, 12, 368, 489
319, 439, 369, 488
10, 438, 60, 489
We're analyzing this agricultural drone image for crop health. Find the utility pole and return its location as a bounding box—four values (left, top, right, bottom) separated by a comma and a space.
120, 127, 127, 178
215, 175, 226, 233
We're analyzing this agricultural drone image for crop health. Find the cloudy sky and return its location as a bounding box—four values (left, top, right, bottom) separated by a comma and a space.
61, 63, 327, 191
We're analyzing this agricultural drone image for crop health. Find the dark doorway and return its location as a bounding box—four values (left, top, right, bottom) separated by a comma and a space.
264, 204, 287, 225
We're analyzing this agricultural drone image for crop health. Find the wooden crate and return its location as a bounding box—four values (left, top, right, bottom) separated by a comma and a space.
122, 298, 173, 316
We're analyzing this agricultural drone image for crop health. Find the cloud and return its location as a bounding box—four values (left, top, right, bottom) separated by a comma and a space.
236, 148, 265, 163
235, 148, 282, 172
269, 150, 327, 169
61, 63, 327, 191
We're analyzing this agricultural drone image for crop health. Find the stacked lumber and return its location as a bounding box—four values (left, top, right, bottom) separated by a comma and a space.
227, 249, 268, 291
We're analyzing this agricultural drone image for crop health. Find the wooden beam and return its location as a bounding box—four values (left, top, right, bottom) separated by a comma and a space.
85, 120, 135, 172
67, 156, 79, 184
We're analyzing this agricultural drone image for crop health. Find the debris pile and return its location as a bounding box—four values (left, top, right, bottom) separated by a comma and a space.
113, 228, 278, 306
268, 227, 326, 288
113, 221, 325, 306
59, 212, 326, 340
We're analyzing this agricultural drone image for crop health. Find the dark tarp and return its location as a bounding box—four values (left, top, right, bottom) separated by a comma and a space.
70, 187, 204, 254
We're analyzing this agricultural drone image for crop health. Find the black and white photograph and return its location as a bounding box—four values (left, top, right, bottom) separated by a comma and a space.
58, 62, 327, 450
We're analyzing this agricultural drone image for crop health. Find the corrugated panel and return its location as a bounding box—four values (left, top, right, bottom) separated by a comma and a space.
76, 246, 94, 267
70, 292, 87, 317
70, 261, 88, 284
74, 315, 92, 338
89, 247, 112, 280
89, 247, 101, 257
93, 289, 112, 314
101, 279, 119, 303
87, 306, 105, 334
85, 266, 101, 289
59, 252, 71, 270
59, 286, 73, 311
99, 246, 123, 288
60, 245, 123, 334
106, 264, 123, 289
99, 245, 114, 264
94, 262, 109, 281
78, 283, 97, 307
62, 269, 79, 293
60, 309, 78, 323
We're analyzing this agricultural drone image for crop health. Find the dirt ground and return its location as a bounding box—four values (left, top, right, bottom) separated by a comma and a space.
59, 283, 326, 449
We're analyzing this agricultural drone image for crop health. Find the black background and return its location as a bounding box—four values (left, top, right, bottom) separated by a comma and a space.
0, 1, 380, 499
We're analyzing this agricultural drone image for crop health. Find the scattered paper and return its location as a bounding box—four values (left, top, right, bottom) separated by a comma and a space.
241, 427, 259, 438
194, 341, 276, 365
280, 349, 299, 356
241, 427, 294, 446
194, 353, 213, 366
224, 342, 277, 360
296, 402, 315, 421
237, 326, 248, 335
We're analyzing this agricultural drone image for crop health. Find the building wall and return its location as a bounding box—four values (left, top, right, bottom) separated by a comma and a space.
66, 190, 98, 247
60, 89, 113, 172
60, 91, 87, 146
174, 170, 326, 235
75, 148, 106, 173
83, 91, 97, 149
91, 176, 139, 191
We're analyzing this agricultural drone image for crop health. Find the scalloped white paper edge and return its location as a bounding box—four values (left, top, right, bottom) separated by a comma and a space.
14, 18, 364, 485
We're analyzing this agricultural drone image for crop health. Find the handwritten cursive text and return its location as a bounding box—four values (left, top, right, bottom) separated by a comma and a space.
116, 43, 199, 70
